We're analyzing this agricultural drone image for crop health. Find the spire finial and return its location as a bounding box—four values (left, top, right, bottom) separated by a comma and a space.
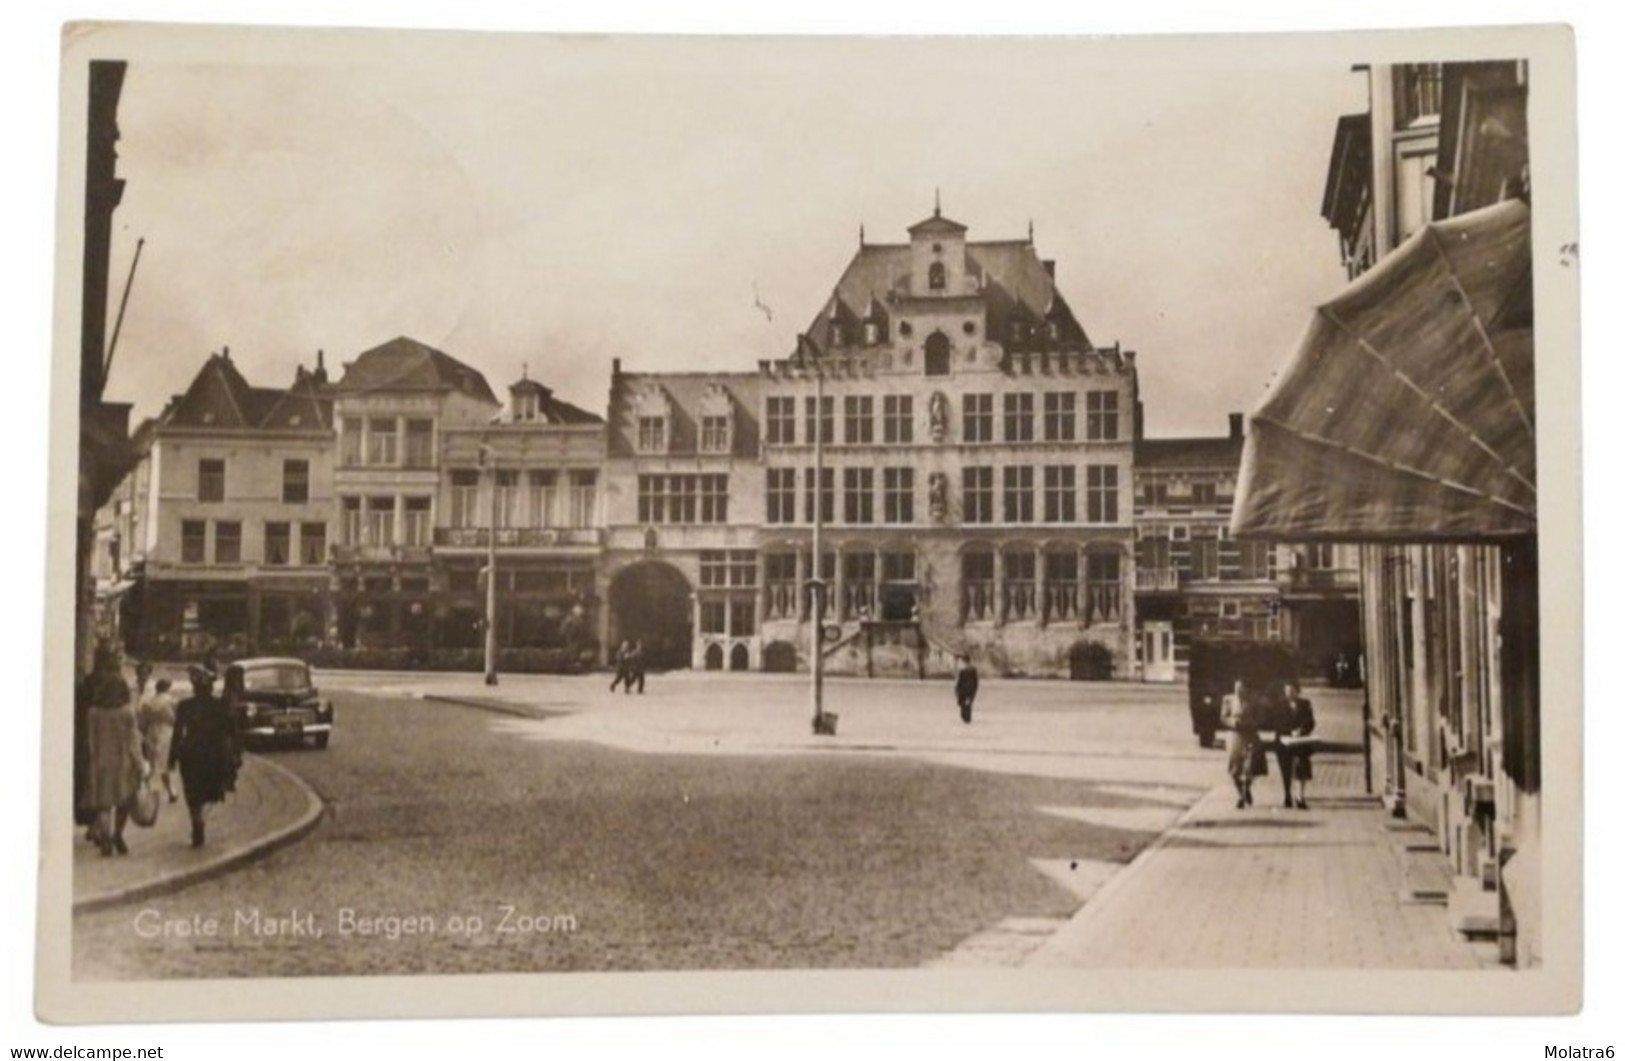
1028, 218, 1034, 243
859, 222, 865, 247
934, 188, 941, 217
522, 361, 529, 381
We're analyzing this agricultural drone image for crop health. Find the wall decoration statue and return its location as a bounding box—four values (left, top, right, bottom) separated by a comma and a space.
928, 391, 949, 442
928, 472, 949, 523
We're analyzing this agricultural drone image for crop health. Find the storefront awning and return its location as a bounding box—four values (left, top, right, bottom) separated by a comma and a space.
1233, 199, 1534, 542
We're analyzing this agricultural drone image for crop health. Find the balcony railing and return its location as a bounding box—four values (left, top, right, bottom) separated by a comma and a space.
433, 527, 603, 548
330, 544, 432, 564
1135, 568, 1181, 591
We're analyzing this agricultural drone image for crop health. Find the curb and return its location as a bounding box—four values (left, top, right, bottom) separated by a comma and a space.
419, 694, 571, 722
1021, 775, 1230, 966
72, 755, 327, 916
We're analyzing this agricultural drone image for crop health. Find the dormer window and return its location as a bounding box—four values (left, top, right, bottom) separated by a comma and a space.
863, 321, 880, 346
637, 416, 667, 453
701, 415, 731, 454
928, 262, 947, 291
830, 325, 845, 347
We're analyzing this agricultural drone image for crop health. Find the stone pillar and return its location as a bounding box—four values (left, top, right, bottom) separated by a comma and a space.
1035, 545, 1048, 628
796, 547, 809, 621
993, 545, 1005, 629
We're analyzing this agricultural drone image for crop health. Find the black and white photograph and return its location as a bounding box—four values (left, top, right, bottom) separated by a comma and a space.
32, 19, 1582, 1025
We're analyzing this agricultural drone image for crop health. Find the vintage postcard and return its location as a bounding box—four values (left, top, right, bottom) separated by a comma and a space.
37, 21, 1581, 1022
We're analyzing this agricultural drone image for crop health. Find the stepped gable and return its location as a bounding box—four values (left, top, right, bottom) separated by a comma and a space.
332, 335, 500, 406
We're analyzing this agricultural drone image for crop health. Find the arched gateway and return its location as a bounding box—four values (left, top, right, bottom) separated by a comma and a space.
609, 561, 693, 671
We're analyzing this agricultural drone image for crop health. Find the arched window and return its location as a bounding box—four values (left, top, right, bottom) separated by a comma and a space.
928, 262, 947, 291
924, 332, 951, 376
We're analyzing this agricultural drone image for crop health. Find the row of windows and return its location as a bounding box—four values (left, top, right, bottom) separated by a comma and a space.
634, 415, 733, 455
822, 315, 1065, 349
179, 519, 327, 567
1139, 536, 1277, 582
338, 496, 434, 547
636, 475, 730, 525
1137, 480, 1231, 507
339, 417, 436, 468
762, 391, 1120, 446
445, 470, 598, 530
765, 465, 1120, 525
195, 458, 312, 504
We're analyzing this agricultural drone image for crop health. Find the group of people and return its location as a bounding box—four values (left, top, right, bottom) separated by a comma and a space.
75, 644, 243, 856
1220, 679, 1317, 810
608, 639, 647, 694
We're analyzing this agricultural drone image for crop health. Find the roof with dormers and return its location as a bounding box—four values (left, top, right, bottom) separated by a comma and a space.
801, 226, 1092, 356
330, 336, 499, 405
158, 352, 333, 433
505, 376, 603, 425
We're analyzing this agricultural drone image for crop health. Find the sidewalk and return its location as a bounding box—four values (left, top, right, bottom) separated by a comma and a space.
1023, 749, 1496, 969
72, 754, 324, 914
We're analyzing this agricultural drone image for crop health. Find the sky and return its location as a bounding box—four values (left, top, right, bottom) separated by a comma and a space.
99, 34, 1369, 438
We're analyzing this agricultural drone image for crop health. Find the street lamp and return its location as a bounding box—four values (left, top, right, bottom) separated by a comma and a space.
802, 336, 834, 736
478, 441, 498, 686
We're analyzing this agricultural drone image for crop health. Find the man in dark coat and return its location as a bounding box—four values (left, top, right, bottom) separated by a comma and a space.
169, 665, 241, 847
954, 655, 980, 724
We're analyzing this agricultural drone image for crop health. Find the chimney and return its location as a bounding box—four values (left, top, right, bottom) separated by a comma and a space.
612, 357, 622, 377
1134, 399, 1145, 442
222, 345, 231, 362
1042, 259, 1055, 279
1229, 412, 1244, 440
313, 349, 328, 385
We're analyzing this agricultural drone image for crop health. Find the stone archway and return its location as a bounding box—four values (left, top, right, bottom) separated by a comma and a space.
609, 561, 693, 671
729, 643, 750, 671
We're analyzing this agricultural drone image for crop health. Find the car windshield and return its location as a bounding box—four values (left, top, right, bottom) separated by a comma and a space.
240, 664, 311, 693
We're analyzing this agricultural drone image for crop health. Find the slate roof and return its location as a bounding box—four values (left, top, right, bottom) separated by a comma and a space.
159, 352, 333, 433
330, 336, 499, 406
1136, 435, 1245, 472
801, 233, 1091, 354
505, 377, 603, 425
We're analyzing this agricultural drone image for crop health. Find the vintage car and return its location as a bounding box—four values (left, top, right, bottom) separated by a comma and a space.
1186, 638, 1298, 748
225, 657, 334, 749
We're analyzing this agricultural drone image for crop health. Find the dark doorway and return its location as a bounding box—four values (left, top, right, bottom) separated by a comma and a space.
610, 561, 693, 670
704, 643, 724, 671
924, 332, 951, 376
729, 643, 750, 671
764, 641, 798, 673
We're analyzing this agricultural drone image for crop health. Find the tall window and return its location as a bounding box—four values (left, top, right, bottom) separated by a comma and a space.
963, 394, 993, 443
764, 553, 798, 620
1044, 392, 1076, 441
1044, 550, 1080, 621
528, 471, 557, 527
341, 418, 363, 466
701, 415, 731, 453
1086, 464, 1119, 523
1190, 535, 1219, 581
366, 497, 395, 545
925, 333, 951, 376
883, 467, 914, 524
1086, 551, 1123, 621
842, 553, 877, 619
699, 474, 729, 523
494, 470, 519, 528
802, 467, 834, 524
340, 497, 362, 545
569, 470, 597, 527
1086, 391, 1120, 441
1238, 540, 1275, 580
449, 471, 480, 529
637, 416, 667, 454
1192, 481, 1218, 506
928, 261, 946, 290
766, 397, 796, 445
804, 396, 834, 445
843, 396, 874, 444
730, 600, 757, 637
843, 467, 874, 524
1002, 466, 1034, 523
766, 468, 796, 524
700, 600, 727, 636
962, 467, 994, 524
1043, 465, 1077, 523
197, 459, 225, 503
403, 497, 432, 547
404, 419, 434, 468
883, 395, 913, 443
181, 520, 206, 564
1003, 393, 1035, 442
265, 522, 291, 566
282, 459, 309, 504
962, 550, 994, 621
367, 418, 398, 465
300, 522, 327, 566
1004, 549, 1037, 621
214, 521, 242, 564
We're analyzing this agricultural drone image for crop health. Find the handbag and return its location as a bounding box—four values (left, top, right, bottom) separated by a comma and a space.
1247, 742, 1269, 779
129, 779, 161, 828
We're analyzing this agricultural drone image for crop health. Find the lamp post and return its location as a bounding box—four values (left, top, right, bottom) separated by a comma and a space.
479, 441, 498, 686
802, 337, 834, 736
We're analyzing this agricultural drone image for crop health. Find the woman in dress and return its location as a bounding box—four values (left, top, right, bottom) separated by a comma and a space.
1220, 678, 1262, 809
169, 665, 241, 848
136, 677, 178, 803
81, 644, 144, 856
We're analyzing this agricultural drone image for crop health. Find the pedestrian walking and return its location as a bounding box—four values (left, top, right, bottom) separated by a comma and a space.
1220, 679, 1264, 809
81, 643, 144, 856
609, 640, 631, 692
954, 654, 979, 724
170, 664, 242, 848
1273, 681, 1317, 809
628, 639, 646, 694
137, 677, 179, 803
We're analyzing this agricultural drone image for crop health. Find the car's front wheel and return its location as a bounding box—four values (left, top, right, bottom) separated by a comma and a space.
313, 733, 330, 750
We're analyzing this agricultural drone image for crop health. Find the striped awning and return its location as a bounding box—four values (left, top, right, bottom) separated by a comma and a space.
1233, 199, 1534, 542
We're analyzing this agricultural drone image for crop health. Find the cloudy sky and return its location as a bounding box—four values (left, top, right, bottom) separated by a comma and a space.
99, 33, 1368, 437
